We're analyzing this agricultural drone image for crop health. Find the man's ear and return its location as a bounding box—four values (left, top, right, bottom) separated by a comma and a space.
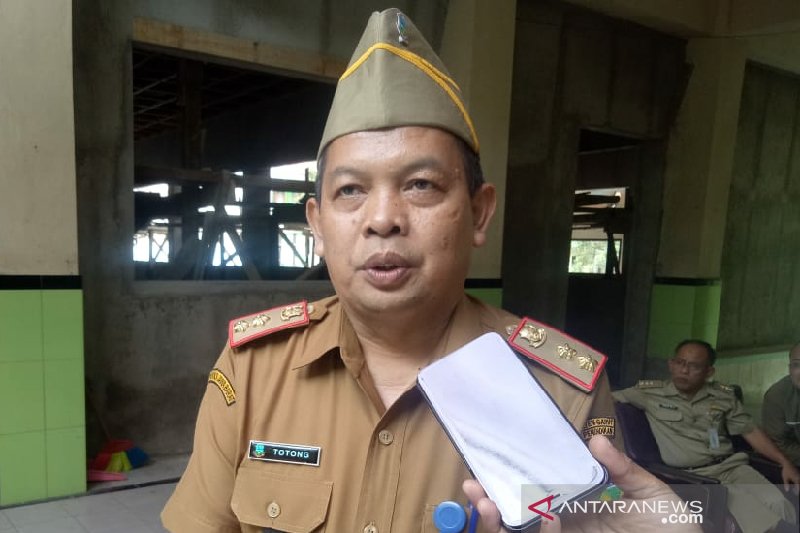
305, 197, 325, 257
706, 366, 716, 380
471, 183, 496, 248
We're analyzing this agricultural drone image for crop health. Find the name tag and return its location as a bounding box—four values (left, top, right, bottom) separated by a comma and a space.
248, 440, 321, 466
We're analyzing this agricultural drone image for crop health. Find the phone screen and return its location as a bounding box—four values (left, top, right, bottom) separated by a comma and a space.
417, 332, 607, 530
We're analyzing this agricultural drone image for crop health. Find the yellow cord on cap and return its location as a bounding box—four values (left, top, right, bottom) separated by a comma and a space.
340, 42, 479, 153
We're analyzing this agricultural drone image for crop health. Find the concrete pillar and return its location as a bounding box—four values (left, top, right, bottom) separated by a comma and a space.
440, 0, 517, 282
658, 38, 747, 279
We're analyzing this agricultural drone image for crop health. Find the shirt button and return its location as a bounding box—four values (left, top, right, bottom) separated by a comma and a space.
364, 523, 378, 533
267, 501, 281, 518
378, 429, 394, 445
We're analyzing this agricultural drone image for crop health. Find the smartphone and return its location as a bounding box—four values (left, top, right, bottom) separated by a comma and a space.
417, 332, 608, 531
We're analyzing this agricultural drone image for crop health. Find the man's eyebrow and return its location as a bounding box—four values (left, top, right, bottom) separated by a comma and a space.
326, 166, 369, 181
327, 157, 449, 181
399, 157, 448, 176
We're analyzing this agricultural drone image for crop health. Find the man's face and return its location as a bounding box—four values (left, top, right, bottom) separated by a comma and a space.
306, 127, 495, 317
668, 343, 715, 395
789, 345, 800, 389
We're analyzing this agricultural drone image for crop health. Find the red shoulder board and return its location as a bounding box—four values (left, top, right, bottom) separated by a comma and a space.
507, 317, 607, 392
229, 301, 310, 348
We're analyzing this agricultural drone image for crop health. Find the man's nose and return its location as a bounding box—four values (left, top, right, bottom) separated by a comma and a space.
364, 189, 408, 237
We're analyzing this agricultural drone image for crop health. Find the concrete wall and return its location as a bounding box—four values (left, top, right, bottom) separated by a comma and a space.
74, 0, 477, 454
0, 0, 86, 505
505, 1, 686, 386
658, 38, 747, 280
440, 0, 516, 280
634, 17, 800, 403
655, 31, 800, 356
720, 63, 800, 351
0, 0, 79, 275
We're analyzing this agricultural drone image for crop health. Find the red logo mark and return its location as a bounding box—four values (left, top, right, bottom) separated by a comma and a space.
528, 494, 556, 521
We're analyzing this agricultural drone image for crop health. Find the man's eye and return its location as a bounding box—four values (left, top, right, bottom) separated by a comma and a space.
409, 179, 433, 191
337, 185, 359, 196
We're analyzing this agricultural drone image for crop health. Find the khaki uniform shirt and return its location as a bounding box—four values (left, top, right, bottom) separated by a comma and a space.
162, 295, 619, 533
613, 381, 755, 468
762, 375, 800, 465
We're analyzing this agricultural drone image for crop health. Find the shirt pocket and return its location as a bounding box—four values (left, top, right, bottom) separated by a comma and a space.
231, 466, 333, 533
649, 406, 683, 422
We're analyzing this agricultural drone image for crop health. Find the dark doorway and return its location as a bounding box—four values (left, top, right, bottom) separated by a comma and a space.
565, 129, 641, 386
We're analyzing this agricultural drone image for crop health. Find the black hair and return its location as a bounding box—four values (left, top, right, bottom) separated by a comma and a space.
314, 131, 484, 201
674, 339, 717, 367
790, 342, 800, 357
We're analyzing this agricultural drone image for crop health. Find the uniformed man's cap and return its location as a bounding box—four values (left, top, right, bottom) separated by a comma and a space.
318, 8, 479, 157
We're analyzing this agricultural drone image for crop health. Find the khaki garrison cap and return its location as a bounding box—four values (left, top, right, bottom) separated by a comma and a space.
318, 8, 479, 156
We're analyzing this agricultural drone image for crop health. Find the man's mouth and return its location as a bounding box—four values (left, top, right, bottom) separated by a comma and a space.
362, 252, 413, 286
363, 252, 411, 270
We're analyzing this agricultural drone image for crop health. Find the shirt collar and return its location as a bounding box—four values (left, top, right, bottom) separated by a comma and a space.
664, 380, 713, 402
290, 294, 489, 374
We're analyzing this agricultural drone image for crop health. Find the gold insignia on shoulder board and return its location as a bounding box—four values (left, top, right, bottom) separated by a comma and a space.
251, 313, 270, 328
208, 368, 236, 406
508, 316, 608, 392
557, 343, 577, 360
229, 301, 309, 348
280, 304, 304, 321
519, 324, 547, 348
577, 354, 598, 372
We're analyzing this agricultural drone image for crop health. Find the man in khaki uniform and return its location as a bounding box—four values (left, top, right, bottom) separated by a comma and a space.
614, 339, 800, 533
763, 343, 800, 466
163, 8, 691, 533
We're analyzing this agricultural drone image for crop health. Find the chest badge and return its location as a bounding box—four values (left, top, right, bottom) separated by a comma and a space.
658, 402, 678, 410
248, 440, 321, 467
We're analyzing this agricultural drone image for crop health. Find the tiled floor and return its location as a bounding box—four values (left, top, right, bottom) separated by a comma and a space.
0, 455, 188, 533
0, 482, 175, 533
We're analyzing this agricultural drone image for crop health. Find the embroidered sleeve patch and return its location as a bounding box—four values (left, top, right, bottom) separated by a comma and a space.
582, 417, 615, 440
208, 368, 236, 406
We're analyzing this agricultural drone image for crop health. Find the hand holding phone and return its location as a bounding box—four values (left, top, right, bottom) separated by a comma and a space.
417, 332, 608, 531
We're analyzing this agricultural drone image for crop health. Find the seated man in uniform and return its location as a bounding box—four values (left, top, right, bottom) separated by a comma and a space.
763, 342, 800, 466
163, 8, 692, 533
614, 339, 800, 533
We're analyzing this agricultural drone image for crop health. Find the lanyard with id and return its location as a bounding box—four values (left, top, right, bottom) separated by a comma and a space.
708, 427, 720, 449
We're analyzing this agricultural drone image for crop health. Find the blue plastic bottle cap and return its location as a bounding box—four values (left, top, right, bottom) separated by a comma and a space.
433, 501, 467, 533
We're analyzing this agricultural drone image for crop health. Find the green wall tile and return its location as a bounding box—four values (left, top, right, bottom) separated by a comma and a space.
691, 322, 719, 345
42, 290, 84, 361
46, 427, 86, 498
465, 288, 502, 308
0, 431, 47, 505
693, 284, 721, 339
650, 285, 696, 328
670, 286, 696, 323
0, 290, 43, 362
0, 362, 45, 434
647, 324, 675, 358
44, 360, 85, 429
649, 285, 672, 324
